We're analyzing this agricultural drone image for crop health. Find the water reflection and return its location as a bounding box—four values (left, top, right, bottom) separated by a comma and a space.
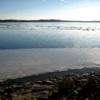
0, 25, 100, 49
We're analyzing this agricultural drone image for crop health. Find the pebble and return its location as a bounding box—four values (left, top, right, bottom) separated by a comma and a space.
0, 73, 100, 100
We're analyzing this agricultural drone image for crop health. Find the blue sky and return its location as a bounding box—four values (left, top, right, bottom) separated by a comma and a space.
0, 0, 100, 20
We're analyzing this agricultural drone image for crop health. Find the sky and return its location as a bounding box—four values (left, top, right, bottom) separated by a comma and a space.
0, 0, 100, 21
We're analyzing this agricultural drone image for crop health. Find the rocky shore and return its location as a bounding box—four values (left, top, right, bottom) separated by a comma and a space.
0, 72, 100, 100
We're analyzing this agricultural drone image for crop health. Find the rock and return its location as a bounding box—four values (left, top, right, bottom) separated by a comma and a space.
74, 90, 78, 95
3, 87, 13, 93
43, 80, 53, 85
77, 76, 99, 100
42, 90, 49, 94
59, 77, 74, 93
1, 73, 100, 100
34, 81, 43, 84
31, 85, 46, 92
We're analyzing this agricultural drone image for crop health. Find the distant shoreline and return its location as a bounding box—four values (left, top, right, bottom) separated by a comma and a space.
1, 67, 100, 83
0, 19, 100, 23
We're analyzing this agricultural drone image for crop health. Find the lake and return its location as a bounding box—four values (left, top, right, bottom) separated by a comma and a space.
0, 22, 100, 80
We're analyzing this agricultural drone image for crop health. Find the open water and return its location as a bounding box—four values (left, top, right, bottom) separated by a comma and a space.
0, 22, 100, 80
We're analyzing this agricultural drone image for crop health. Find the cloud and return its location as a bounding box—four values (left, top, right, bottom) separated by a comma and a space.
85, 1, 100, 6
65, 6, 100, 20
59, 4, 100, 20
42, 0, 47, 2
60, 0, 65, 1
60, 0, 70, 2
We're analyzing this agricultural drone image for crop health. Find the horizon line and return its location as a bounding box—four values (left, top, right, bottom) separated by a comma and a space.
0, 19, 100, 22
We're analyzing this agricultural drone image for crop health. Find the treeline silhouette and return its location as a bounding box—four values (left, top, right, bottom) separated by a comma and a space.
0, 19, 62, 22
0, 19, 100, 22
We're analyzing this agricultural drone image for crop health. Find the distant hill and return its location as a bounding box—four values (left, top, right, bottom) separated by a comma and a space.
0, 19, 100, 22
